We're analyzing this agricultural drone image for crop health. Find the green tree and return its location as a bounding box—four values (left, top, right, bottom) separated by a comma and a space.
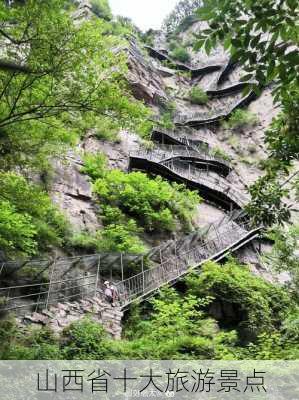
245, 175, 292, 226
163, 0, 202, 33
186, 259, 292, 338
189, 86, 209, 105
264, 225, 299, 292
170, 46, 191, 63
0, 200, 37, 256
195, 0, 298, 100
0, 0, 151, 171
90, 0, 112, 20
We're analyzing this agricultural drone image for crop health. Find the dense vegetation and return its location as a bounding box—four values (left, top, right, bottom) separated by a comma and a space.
170, 46, 191, 63
0, 172, 69, 257
0, 0, 298, 363
1, 259, 298, 360
79, 153, 200, 252
0, 0, 151, 258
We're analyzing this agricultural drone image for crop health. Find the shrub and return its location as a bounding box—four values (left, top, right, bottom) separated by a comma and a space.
93, 170, 200, 233
211, 147, 231, 161
68, 231, 101, 252
223, 109, 259, 130
189, 87, 209, 105
159, 112, 175, 130
170, 46, 191, 63
62, 318, 109, 359
98, 221, 147, 253
93, 117, 119, 142
186, 259, 292, 338
0, 172, 69, 257
81, 153, 107, 181
0, 200, 37, 256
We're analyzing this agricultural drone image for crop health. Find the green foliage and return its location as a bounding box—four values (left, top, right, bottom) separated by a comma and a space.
81, 152, 107, 181
243, 332, 299, 360
186, 259, 292, 337
0, 172, 69, 257
195, 0, 298, 98
98, 221, 147, 253
159, 112, 175, 130
170, 46, 191, 63
265, 85, 299, 167
67, 231, 101, 253
62, 318, 109, 359
90, 0, 112, 20
246, 175, 292, 226
223, 109, 259, 130
211, 147, 231, 161
0, 200, 37, 256
0, 0, 151, 171
93, 170, 200, 233
189, 86, 209, 105
264, 225, 299, 292
163, 0, 202, 33
2, 260, 298, 360
92, 117, 120, 142
194, 0, 299, 200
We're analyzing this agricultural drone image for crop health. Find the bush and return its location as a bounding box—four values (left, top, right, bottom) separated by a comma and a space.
159, 112, 175, 130
211, 147, 231, 161
0, 172, 69, 257
98, 221, 147, 253
170, 46, 191, 63
81, 153, 107, 181
186, 259, 292, 338
93, 170, 200, 233
189, 87, 209, 105
223, 109, 259, 130
93, 117, 120, 142
68, 231, 101, 252
62, 318, 109, 359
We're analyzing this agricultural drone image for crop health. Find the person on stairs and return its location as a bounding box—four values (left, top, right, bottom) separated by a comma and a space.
104, 281, 113, 305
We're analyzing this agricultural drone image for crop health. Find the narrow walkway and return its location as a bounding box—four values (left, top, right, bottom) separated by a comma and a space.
131, 145, 231, 176
129, 155, 247, 210
114, 219, 261, 308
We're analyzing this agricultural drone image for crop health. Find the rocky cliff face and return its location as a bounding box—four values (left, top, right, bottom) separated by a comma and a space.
46, 20, 280, 277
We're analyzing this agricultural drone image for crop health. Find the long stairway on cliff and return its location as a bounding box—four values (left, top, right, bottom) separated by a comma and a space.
0, 39, 263, 331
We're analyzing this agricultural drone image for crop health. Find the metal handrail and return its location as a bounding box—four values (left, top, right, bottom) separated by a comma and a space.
131, 144, 231, 168
130, 154, 248, 207
115, 220, 260, 307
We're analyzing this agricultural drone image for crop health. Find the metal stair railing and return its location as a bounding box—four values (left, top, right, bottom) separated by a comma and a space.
131, 144, 231, 168
115, 220, 259, 307
131, 154, 248, 207
174, 91, 254, 125
152, 126, 217, 147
